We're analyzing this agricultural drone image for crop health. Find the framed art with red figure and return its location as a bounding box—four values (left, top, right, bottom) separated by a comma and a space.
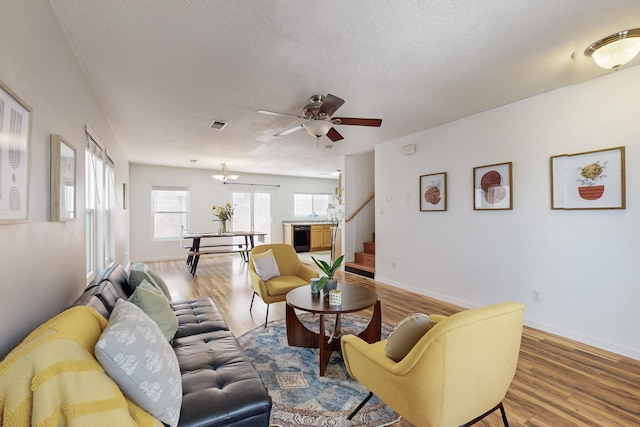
420, 172, 447, 212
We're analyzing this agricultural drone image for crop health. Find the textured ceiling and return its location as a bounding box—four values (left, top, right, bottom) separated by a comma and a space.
49, 0, 640, 178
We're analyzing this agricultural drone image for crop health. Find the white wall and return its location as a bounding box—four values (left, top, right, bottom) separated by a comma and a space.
375, 66, 640, 359
344, 151, 375, 262
129, 163, 337, 261
0, 0, 129, 358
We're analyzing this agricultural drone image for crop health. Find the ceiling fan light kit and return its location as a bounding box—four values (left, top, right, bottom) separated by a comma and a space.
257, 94, 382, 143
303, 120, 334, 138
584, 28, 640, 69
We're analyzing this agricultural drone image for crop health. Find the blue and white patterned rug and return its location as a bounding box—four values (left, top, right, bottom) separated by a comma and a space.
238, 313, 401, 427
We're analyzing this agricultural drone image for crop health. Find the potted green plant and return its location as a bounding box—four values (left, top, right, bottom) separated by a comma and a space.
311, 255, 344, 295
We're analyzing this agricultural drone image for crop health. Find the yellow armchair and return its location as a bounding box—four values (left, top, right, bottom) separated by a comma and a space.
248, 243, 319, 327
341, 301, 525, 427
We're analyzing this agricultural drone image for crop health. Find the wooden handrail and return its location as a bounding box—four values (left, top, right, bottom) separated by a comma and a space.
345, 194, 374, 222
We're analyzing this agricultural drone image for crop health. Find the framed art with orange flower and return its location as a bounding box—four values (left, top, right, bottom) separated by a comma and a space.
550, 146, 625, 210
420, 172, 447, 211
473, 162, 512, 210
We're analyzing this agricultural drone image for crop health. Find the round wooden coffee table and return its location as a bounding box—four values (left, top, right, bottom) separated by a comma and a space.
285, 283, 381, 376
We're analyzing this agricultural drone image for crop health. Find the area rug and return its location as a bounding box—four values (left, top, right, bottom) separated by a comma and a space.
238, 313, 401, 427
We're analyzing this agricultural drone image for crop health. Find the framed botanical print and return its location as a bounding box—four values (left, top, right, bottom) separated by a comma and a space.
473, 162, 513, 210
551, 146, 625, 210
420, 172, 447, 211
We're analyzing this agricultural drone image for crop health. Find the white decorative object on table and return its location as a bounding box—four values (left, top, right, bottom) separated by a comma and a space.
329, 289, 342, 306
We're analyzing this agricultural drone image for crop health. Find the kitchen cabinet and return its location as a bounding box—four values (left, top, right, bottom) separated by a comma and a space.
311, 224, 334, 251
283, 224, 292, 246
310, 226, 324, 251
323, 225, 333, 249
283, 222, 335, 252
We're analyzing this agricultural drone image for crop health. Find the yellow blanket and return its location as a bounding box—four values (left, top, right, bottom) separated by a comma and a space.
0, 306, 162, 427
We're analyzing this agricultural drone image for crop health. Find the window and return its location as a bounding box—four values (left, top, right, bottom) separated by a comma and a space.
294, 193, 331, 218
152, 187, 189, 239
85, 126, 116, 279
105, 164, 116, 265
232, 190, 272, 243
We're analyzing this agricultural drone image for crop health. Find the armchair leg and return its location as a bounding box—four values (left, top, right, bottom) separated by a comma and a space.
250, 292, 256, 311
347, 391, 374, 421
249, 292, 271, 328
461, 402, 509, 427
499, 402, 509, 427
249, 292, 270, 328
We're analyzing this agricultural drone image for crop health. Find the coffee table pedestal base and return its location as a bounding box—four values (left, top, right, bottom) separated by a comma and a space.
285, 300, 382, 376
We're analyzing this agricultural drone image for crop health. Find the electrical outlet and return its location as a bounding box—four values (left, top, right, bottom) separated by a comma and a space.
533, 290, 541, 302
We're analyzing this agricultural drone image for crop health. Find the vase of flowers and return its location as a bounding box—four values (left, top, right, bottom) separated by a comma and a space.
311, 255, 344, 298
212, 202, 235, 234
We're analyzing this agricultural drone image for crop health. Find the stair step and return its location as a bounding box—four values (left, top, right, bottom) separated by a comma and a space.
363, 241, 375, 255
354, 252, 375, 268
345, 262, 375, 279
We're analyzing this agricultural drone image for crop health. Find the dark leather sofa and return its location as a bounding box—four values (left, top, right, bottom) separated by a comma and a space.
71, 263, 271, 427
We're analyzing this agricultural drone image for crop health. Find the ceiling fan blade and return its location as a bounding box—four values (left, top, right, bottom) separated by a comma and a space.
319, 94, 345, 117
274, 124, 304, 136
333, 117, 382, 127
257, 109, 304, 119
326, 127, 344, 142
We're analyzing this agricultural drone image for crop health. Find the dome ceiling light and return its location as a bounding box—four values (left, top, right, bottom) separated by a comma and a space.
584, 28, 640, 69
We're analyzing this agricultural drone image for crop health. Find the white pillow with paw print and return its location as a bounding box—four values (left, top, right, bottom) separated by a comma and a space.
95, 299, 182, 426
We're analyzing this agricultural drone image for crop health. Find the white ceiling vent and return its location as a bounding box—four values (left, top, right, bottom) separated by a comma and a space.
209, 120, 228, 130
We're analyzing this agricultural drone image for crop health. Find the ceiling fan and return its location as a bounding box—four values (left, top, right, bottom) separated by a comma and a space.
257, 94, 382, 142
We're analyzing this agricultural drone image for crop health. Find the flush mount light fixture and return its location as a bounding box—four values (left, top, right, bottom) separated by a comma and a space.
584, 28, 640, 69
212, 162, 239, 182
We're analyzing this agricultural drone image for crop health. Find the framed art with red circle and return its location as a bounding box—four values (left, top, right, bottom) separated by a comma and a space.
420, 172, 447, 212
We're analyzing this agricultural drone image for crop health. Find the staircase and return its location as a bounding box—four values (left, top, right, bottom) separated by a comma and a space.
345, 233, 375, 279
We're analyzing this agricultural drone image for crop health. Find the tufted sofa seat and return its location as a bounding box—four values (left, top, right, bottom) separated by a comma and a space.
172, 299, 228, 338
70, 263, 271, 427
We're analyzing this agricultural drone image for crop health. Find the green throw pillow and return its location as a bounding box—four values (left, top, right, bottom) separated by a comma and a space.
385, 313, 435, 362
129, 265, 172, 301
128, 280, 178, 341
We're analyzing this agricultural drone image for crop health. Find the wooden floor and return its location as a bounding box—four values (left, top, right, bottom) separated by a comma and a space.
150, 255, 640, 427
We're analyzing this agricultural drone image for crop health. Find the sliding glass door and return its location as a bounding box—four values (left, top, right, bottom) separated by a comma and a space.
232, 190, 272, 243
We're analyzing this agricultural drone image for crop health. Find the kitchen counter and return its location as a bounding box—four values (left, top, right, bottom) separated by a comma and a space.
282, 221, 335, 226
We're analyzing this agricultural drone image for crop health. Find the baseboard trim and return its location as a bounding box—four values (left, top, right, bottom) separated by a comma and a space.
345, 264, 375, 279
